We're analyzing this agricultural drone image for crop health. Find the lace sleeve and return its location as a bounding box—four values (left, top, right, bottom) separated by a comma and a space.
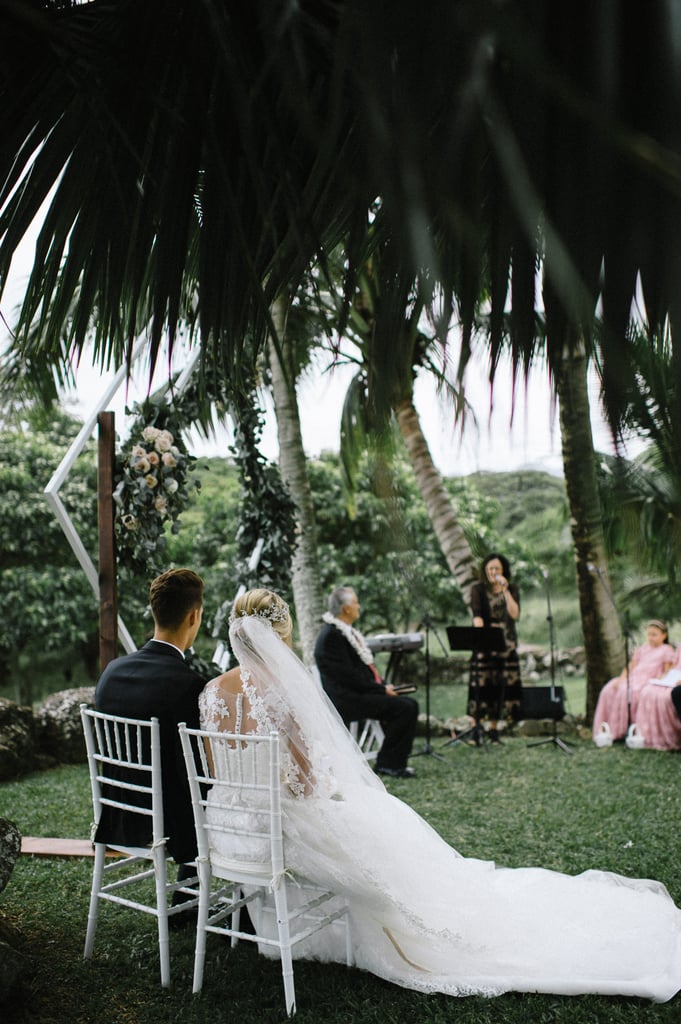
242, 676, 308, 798
199, 681, 230, 729
199, 678, 245, 732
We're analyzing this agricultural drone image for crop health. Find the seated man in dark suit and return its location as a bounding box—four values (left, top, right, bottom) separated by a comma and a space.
314, 586, 418, 779
94, 567, 205, 911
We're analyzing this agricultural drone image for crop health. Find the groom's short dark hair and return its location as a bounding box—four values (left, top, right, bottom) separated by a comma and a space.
149, 568, 204, 630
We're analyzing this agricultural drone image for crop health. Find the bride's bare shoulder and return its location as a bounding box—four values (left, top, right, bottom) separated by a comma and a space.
206, 666, 243, 692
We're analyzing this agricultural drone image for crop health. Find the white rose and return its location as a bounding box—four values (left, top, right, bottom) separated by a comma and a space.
132, 455, 150, 474
164, 477, 179, 494
154, 430, 174, 453
162, 451, 177, 468
154, 495, 168, 514
142, 426, 161, 442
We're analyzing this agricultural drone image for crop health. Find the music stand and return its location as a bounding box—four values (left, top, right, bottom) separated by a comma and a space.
412, 615, 447, 761
442, 626, 506, 750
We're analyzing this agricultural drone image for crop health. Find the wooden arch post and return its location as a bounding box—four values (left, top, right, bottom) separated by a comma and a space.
97, 412, 118, 671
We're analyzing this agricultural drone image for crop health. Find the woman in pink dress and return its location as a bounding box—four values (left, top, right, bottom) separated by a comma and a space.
633, 642, 681, 750
592, 620, 675, 742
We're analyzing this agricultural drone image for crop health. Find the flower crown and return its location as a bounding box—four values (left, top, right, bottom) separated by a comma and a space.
229, 601, 290, 625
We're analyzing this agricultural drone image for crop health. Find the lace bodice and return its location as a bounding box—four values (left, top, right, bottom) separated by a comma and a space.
199, 677, 306, 798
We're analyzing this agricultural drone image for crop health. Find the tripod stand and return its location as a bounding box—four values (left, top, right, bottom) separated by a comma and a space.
527, 569, 572, 754
441, 625, 505, 750
412, 614, 447, 761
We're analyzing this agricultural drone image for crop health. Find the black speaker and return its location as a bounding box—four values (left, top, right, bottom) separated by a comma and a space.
521, 686, 565, 721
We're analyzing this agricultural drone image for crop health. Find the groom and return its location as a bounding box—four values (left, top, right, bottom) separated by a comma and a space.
94, 567, 205, 906
314, 586, 419, 779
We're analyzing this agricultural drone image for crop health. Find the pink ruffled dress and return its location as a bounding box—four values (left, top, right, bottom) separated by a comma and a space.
634, 646, 681, 751
592, 642, 675, 741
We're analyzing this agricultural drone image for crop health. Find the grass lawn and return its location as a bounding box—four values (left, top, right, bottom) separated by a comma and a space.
1, 735, 680, 1024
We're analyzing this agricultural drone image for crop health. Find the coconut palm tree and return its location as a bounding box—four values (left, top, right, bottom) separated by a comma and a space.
267, 299, 324, 664
334, 246, 480, 604
4, 0, 681, 716
552, 342, 625, 719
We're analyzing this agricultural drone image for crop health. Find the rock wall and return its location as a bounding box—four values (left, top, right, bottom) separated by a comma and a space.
393, 645, 586, 687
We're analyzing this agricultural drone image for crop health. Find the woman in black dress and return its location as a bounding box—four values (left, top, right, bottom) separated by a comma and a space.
468, 553, 522, 742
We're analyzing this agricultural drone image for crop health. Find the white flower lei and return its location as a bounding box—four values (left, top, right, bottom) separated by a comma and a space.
322, 612, 375, 665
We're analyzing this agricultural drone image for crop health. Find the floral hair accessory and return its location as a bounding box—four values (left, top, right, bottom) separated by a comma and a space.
229, 601, 291, 625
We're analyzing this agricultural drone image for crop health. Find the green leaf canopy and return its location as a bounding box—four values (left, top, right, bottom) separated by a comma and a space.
2, 1, 681, 418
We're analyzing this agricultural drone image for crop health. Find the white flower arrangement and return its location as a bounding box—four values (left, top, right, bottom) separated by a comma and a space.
114, 414, 197, 571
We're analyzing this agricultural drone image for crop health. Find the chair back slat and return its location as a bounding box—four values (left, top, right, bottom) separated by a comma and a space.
178, 723, 351, 1013
179, 726, 283, 874
81, 706, 165, 845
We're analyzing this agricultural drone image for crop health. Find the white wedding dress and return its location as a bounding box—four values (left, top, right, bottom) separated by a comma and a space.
199, 615, 681, 1002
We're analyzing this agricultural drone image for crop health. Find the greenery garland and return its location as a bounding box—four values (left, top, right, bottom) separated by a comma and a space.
208, 391, 297, 642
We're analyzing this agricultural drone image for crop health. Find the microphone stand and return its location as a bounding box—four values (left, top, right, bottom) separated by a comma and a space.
527, 570, 572, 754
589, 564, 634, 731
412, 613, 447, 761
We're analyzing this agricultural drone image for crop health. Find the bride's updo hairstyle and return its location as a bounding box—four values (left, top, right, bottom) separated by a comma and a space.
230, 588, 292, 642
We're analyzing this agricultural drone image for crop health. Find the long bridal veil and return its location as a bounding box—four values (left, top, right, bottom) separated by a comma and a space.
229, 614, 386, 797
225, 614, 681, 1002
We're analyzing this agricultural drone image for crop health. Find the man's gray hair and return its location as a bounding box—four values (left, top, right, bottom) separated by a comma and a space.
328, 586, 355, 618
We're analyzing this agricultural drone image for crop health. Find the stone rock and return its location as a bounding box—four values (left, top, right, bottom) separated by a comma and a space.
35, 686, 95, 764
0, 700, 34, 782
0, 819, 21, 896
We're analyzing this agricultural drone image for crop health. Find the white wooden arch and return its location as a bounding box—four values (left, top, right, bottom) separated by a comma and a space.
44, 340, 201, 654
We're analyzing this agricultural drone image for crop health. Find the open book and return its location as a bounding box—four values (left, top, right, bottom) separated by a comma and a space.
650, 668, 681, 688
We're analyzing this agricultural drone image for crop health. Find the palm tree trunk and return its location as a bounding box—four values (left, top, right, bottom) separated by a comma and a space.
395, 395, 479, 604
555, 340, 624, 720
268, 304, 323, 665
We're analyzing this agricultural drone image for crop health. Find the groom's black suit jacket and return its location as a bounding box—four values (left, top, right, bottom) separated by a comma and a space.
94, 640, 204, 863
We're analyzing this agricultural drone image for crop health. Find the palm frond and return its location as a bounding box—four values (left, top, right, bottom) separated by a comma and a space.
2, 1, 681, 419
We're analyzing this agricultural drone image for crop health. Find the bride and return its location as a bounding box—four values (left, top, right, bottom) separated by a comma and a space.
199, 588, 681, 1002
